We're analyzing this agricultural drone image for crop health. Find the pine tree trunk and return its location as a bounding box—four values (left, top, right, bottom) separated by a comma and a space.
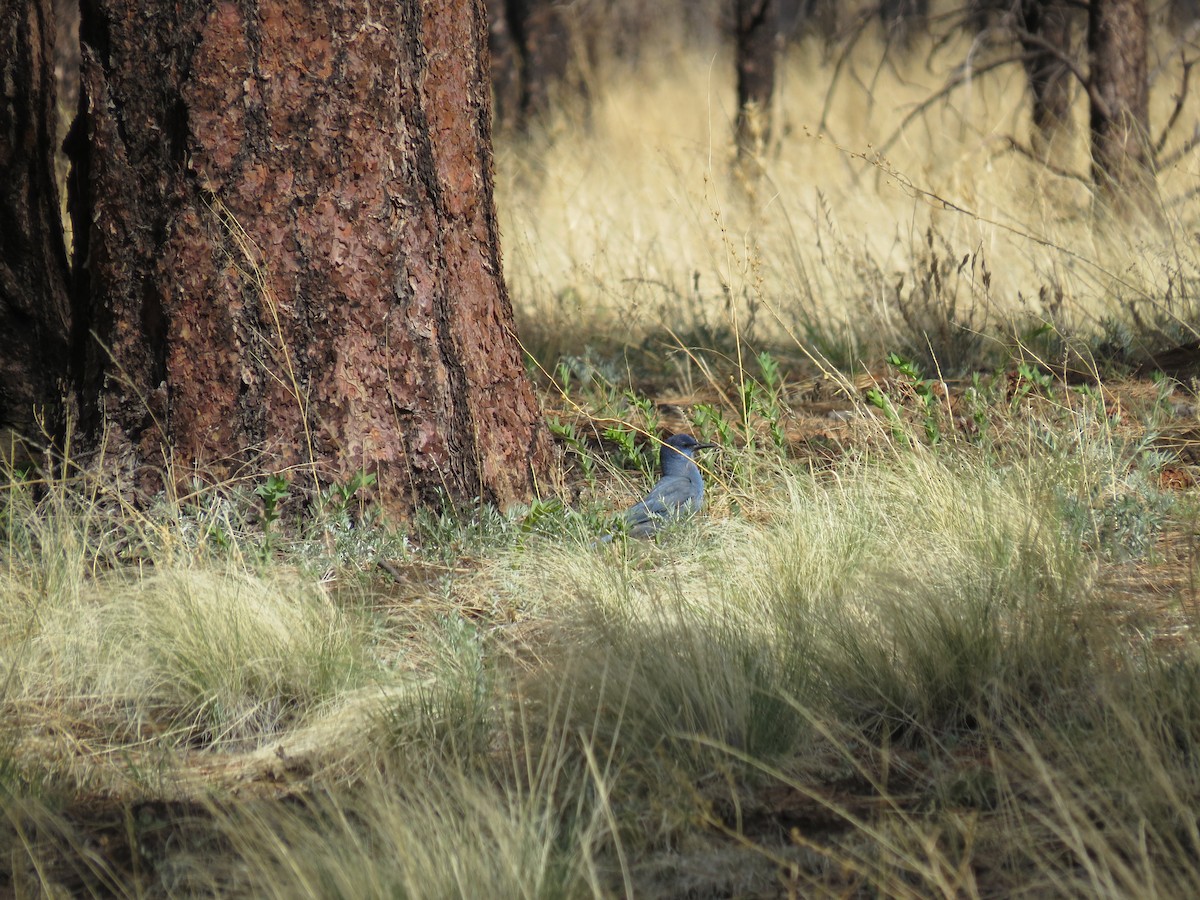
489, 0, 581, 130
1019, 0, 1075, 161
69, 0, 551, 512
735, 0, 778, 161
1088, 0, 1157, 215
486, 0, 523, 131
0, 0, 71, 462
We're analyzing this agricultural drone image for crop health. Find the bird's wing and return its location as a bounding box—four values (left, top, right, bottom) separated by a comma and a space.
624, 475, 700, 528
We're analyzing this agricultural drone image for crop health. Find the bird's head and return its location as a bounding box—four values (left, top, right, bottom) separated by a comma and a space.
660, 433, 716, 474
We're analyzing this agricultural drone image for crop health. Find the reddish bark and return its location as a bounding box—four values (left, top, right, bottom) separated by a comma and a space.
70, 0, 551, 512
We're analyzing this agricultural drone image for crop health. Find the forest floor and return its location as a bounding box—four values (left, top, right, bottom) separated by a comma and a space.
6, 358, 1200, 897
10, 21, 1200, 899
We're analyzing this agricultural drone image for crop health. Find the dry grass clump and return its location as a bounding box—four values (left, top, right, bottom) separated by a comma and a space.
442, 397, 1193, 895
757, 448, 1097, 733
153, 439, 1103, 896
0, 469, 391, 767
7, 567, 375, 746
184, 762, 605, 899
1, 395, 1196, 895
469, 438, 1096, 845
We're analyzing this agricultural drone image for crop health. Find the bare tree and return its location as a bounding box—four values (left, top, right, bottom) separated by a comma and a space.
0, 0, 71, 463
63, 0, 551, 512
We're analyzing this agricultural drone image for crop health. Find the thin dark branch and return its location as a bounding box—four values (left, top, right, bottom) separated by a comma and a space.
1000, 135, 1090, 184
1159, 123, 1200, 169
377, 558, 405, 583
1155, 53, 1195, 157
1148, 22, 1200, 88
1008, 26, 1109, 120
818, 9, 874, 136
872, 51, 1038, 162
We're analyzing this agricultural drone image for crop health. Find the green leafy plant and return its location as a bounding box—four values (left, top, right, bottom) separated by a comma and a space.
1010, 361, 1054, 406
961, 372, 996, 442
623, 389, 661, 435
256, 475, 290, 526
255, 474, 290, 556
322, 470, 376, 519
866, 385, 908, 445
887, 351, 942, 444
731, 354, 782, 449
548, 417, 598, 481
603, 424, 655, 480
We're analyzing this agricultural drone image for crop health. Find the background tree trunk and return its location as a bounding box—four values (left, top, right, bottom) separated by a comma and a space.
735, 0, 778, 161
1017, 0, 1075, 160
69, 0, 551, 512
487, 0, 585, 131
880, 0, 928, 45
511, 0, 576, 124
778, 0, 838, 42
0, 0, 71, 463
1088, 0, 1157, 215
486, 0, 523, 131
1169, 0, 1200, 29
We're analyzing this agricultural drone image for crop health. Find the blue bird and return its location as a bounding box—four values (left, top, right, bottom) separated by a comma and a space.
607, 433, 716, 540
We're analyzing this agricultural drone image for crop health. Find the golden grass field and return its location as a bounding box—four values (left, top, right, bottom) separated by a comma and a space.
501, 29, 1200, 376
6, 14, 1200, 898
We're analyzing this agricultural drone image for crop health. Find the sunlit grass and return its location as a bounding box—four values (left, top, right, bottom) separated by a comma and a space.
7, 19, 1200, 897
190, 763, 606, 899
499, 35, 1200, 376
2, 384, 1196, 894
10, 568, 376, 744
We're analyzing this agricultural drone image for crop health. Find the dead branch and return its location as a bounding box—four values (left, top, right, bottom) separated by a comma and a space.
818, 8, 875, 137
873, 51, 1038, 161
1154, 52, 1195, 157
1159, 123, 1200, 170
1000, 135, 1090, 184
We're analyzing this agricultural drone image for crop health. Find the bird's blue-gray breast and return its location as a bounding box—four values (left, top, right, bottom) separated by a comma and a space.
615, 433, 715, 539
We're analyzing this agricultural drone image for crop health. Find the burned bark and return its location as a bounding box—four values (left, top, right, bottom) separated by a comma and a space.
1088, 0, 1157, 215
0, 0, 71, 461
69, 0, 551, 513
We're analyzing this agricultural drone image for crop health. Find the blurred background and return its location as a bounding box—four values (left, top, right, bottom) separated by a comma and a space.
479, 0, 1200, 385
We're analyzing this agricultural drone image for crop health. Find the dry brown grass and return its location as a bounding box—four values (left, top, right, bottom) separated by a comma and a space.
500, 29, 1200, 377
8, 19, 1200, 898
